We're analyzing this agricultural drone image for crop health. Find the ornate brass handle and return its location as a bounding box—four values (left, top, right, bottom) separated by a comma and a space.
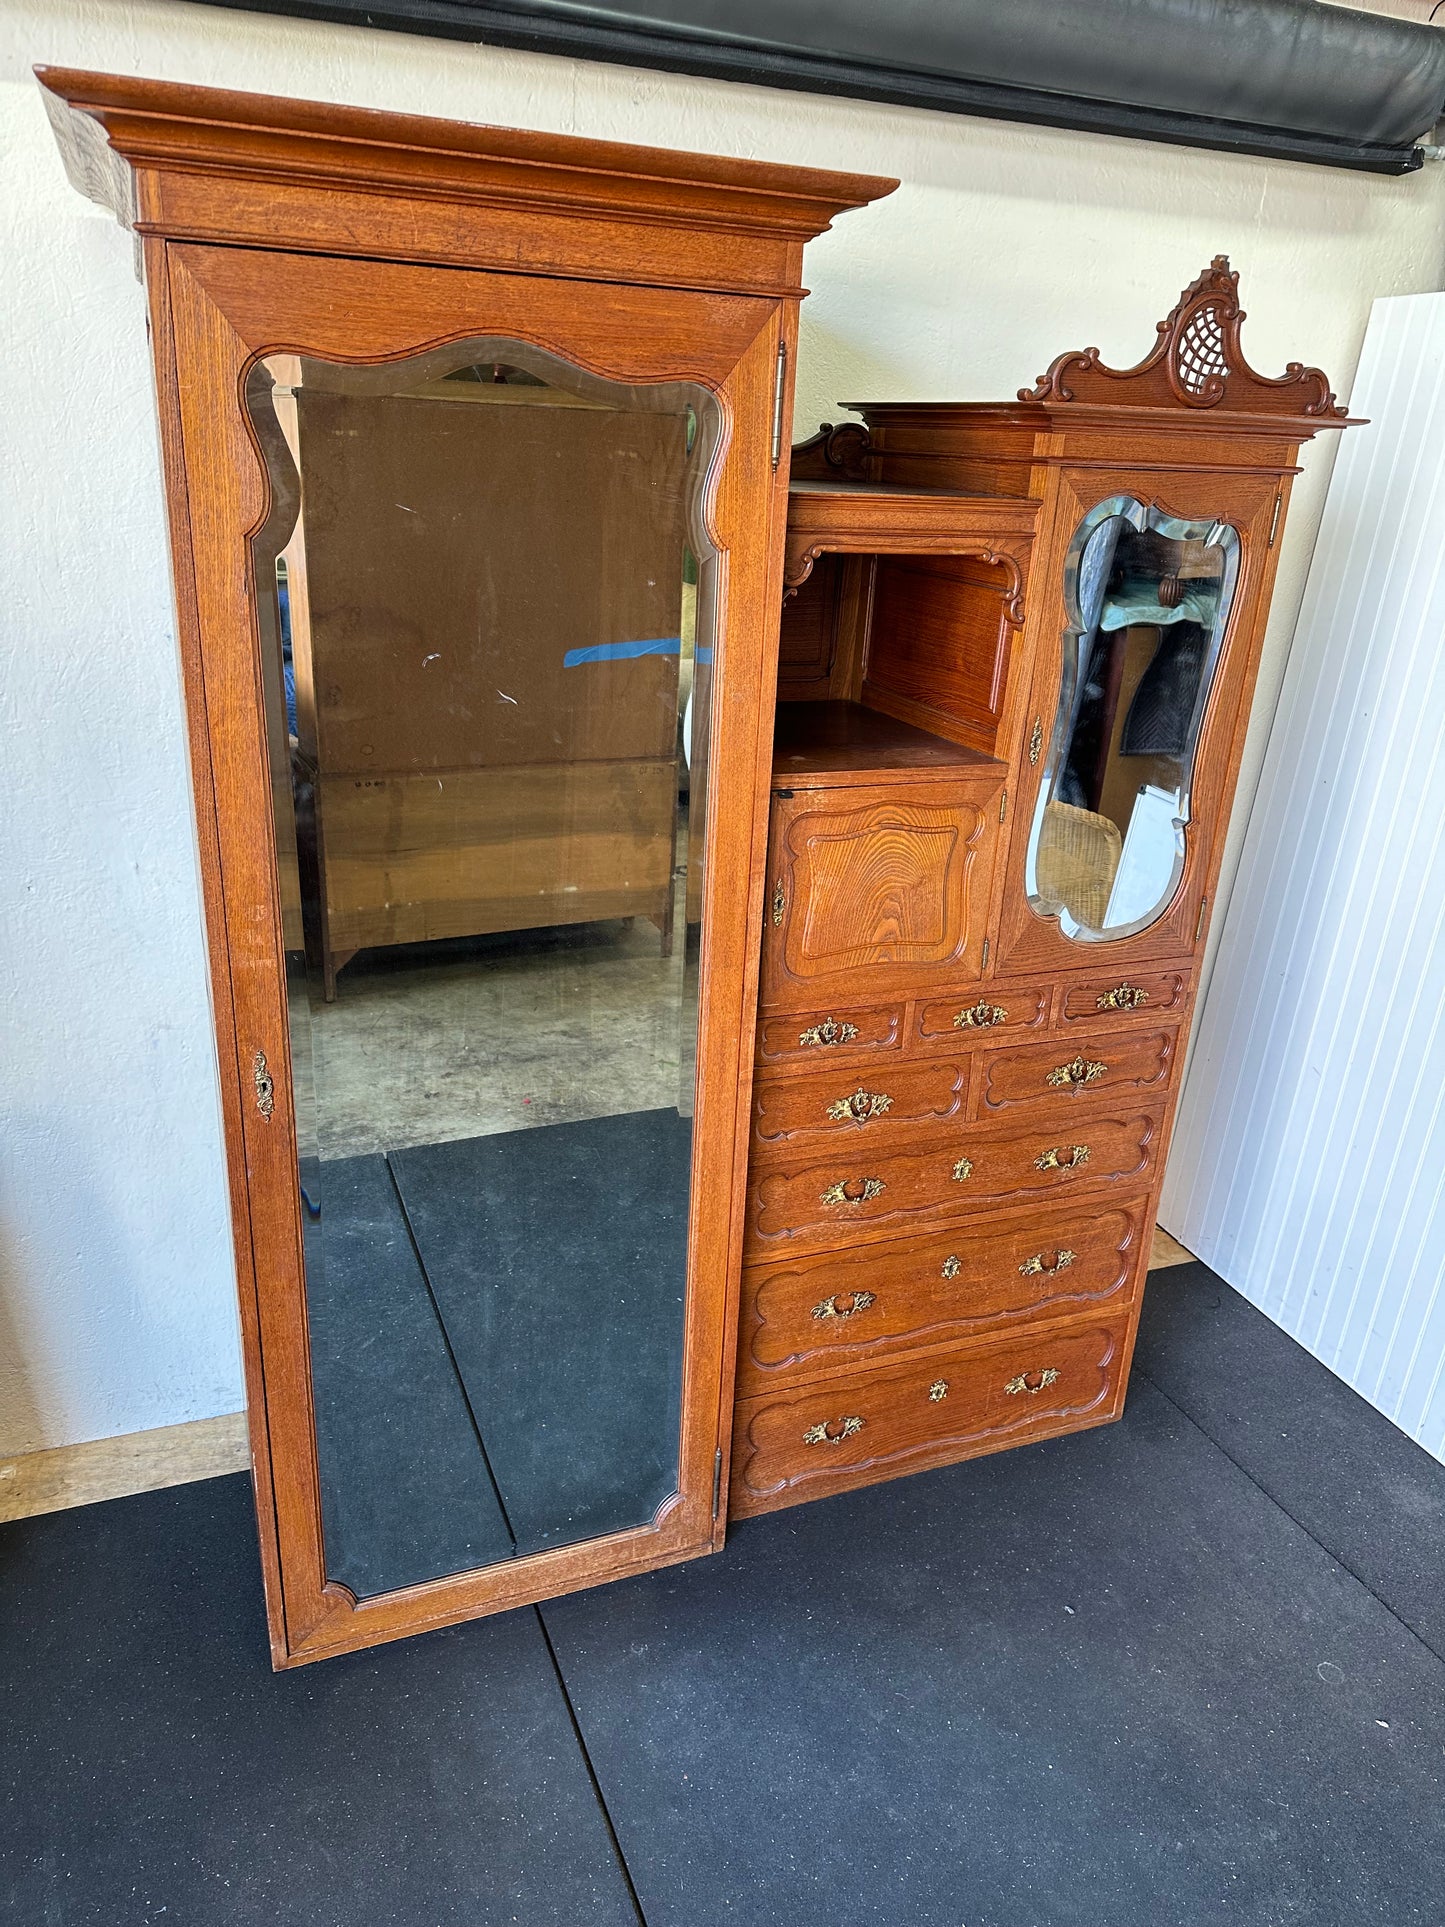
928, 1380, 949, 1403
826, 1088, 893, 1124
1035, 1143, 1091, 1173
1004, 1367, 1061, 1397
820, 1176, 885, 1206
1097, 982, 1149, 1011
954, 999, 1007, 1030
812, 1289, 876, 1323
799, 1017, 859, 1048
952, 1157, 974, 1182
1046, 1054, 1107, 1091
771, 879, 786, 926
803, 1415, 864, 1446
1019, 1249, 1075, 1277
252, 1049, 275, 1121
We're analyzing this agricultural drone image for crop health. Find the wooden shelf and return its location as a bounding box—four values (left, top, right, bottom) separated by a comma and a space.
771, 700, 1007, 789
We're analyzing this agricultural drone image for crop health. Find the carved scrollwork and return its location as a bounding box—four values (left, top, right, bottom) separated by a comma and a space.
1019, 256, 1345, 421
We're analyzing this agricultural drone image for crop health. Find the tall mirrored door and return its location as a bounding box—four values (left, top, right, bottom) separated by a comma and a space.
245, 342, 719, 1598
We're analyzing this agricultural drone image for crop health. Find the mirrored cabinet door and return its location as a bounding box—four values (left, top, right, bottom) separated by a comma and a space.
247, 342, 719, 1601
1026, 497, 1241, 942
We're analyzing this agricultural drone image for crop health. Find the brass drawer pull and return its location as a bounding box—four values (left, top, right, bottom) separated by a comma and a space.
954, 999, 1007, 1030
1020, 1248, 1075, 1277
812, 1289, 876, 1322
1035, 1143, 1090, 1173
1097, 982, 1149, 1012
799, 1017, 859, 1048
952, 1157, 974, 1182
928, 1380, 949, 1402
941, 1254, 961, 1279
1004, 1366, 1061, 1397
826, 1088, 893, 1124
771, 878, 786, 926
803, 1415, 864, 1446
252, 1049, 275, 1121
1046, 1054, 1108, 1091
820, 1176, 885, 1206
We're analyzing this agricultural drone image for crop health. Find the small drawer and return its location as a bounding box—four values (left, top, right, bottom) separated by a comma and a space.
913, 982, 1051, 1050
1058, 967, 1192, 1026
737, 1198, 1147, 1394
752, 1058, 968, 1158
730, 1314, 1128, 1515
744, 1107, 1165, 1254
973, 1027, 1179, 1118
757, 1002, 904, 1068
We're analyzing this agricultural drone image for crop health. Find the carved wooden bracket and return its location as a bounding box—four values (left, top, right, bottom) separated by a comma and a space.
1020, 255, 1346, 421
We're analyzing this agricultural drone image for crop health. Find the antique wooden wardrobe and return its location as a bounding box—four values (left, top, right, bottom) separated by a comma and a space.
42, 68, 1347, 1664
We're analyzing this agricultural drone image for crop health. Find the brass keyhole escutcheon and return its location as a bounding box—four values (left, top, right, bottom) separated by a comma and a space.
252, 1049, 275, 1120
951, 1157, 974, 1183
941, 1254, 961, 1279
1035, 1144, 1091, 1173
820, 1176, 885, 1207
803, 1414, 865, 1447
928, 1380, 949, 1403
811, 1289, 876, 1323
826, 1088, 893, 1125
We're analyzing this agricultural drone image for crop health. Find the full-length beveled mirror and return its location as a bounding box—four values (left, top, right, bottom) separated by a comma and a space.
246, 342, 719, 1599
1026, 496, 1240, 941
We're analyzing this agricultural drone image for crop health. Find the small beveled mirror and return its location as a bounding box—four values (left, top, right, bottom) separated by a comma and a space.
246, 341, 718, 1600
1026, 497, 1240, 941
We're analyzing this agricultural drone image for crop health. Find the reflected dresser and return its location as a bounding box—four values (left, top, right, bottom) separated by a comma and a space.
730, 259, 1355, 1516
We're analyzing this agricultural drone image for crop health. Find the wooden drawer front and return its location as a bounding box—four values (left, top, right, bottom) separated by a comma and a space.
745, 1108, 1164, 1252
738, 1200, 1146, 1393
731, 1315, 1127, 1514
752, 1059, 968, 1157
1058, 968, 1191, 1026
757, 1003, 904, 1068
913, 982, 1051, 1050
974, 1027, 1178, 1118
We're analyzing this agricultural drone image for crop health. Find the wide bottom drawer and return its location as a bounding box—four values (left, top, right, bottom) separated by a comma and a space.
729, 1313, 1129, 1517
736, 1197, 1147, 1396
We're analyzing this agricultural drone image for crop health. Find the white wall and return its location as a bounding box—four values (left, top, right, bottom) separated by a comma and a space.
2, 0, 1443, 1455
1163, 293, 1445, 1462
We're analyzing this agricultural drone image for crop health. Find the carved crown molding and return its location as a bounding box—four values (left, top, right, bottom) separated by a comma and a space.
1019, 256, 1346, 421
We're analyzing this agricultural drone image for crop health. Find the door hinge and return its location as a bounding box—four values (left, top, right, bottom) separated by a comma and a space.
771, 338, 788, 469
999, 788, 1008, 824
981, 936, 990, 969
1268, 491, 1283, 548
712, 1447, 723, 1520
1195, 895, 1209, 942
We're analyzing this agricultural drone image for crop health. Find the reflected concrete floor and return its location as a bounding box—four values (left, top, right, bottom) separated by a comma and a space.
309, 909, 693, 1159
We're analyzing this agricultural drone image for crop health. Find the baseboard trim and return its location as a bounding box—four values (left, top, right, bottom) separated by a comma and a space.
1150, 1226, 1195, 1269
0, 1413, 250, 1523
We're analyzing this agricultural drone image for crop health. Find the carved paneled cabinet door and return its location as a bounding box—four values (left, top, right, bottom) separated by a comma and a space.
762, 777, 1004, 1005
40, 68, 894, 1666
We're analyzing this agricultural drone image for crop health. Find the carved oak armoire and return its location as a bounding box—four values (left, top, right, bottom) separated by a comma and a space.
729, 260, 1353, 1516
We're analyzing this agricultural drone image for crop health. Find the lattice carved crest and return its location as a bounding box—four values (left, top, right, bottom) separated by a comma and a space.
1020, 256, 1345, 419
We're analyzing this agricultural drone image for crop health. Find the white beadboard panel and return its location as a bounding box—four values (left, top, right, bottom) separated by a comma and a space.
1163, 292, 1445, 1463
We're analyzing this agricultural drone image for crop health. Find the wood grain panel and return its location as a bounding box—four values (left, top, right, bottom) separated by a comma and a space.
863, 554, 1014, 755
